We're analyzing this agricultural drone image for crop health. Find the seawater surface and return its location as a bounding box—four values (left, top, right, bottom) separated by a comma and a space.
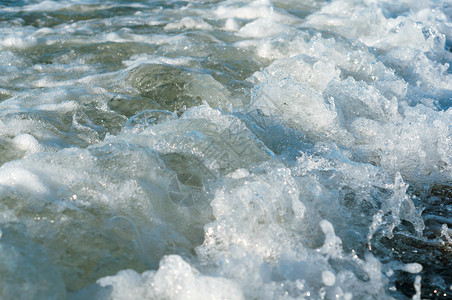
0, 0, 451, 299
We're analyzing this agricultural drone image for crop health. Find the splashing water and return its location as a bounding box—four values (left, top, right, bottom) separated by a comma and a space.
0, 0, 451, 299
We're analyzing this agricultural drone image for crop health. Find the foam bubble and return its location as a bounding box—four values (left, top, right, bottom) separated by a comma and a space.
238, 17, 292, 38
164, 17, 213, 31
0, 167, 49, 194
321, 270, 336, 286
0, 35, 37, 49
98, 255, 244, 300
21, 0, 71, 12
214, 0, 274, 19
12, 133, 44, 155
403, 263, 423, 274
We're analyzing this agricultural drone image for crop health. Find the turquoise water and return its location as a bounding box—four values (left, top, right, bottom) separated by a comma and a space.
0, 0, 451, 299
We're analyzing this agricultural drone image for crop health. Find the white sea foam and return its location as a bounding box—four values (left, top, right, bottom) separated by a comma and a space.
0, 0, 450, 299
164, 17, 213, 31
98, 255, 244, 300
0, 35, 37, 49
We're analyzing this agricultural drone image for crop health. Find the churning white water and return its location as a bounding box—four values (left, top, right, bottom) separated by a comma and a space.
0, 0, 451, 299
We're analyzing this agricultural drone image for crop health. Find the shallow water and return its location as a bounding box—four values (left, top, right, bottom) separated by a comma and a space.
0, 0, 451, 299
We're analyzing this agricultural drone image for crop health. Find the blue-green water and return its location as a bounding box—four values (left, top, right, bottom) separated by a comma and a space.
0, 0, 451, 299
